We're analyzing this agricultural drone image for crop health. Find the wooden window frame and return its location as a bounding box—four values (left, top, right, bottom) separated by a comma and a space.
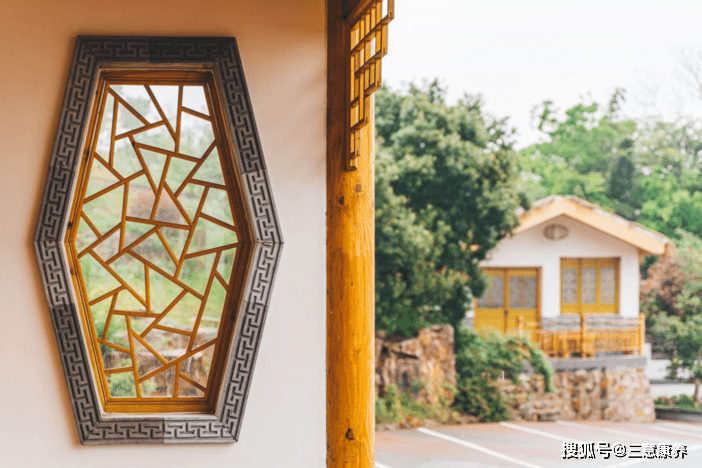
561, 258, 620, 315
34, 36, 282, 445
65, 69, 252, 414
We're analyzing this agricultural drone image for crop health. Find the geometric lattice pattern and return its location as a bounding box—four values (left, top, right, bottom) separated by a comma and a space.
562, 268, 578, 304
347, 0, 394, 170
509, 276, 536, 309
600, 267, 616, 304
69, 78, 242, 409
477, 275, 504, 309
474, 268, 539, 334
560, 258, 619, 315
581, 268, 597, 304
34, 37, 282, 444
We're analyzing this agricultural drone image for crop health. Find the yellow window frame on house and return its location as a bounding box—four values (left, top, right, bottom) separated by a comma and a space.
561, 258, 619, 314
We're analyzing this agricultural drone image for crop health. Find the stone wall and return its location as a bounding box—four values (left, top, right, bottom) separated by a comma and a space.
502, 367, 655, 422
498, 374, 562, 422
375, 325, 456, 406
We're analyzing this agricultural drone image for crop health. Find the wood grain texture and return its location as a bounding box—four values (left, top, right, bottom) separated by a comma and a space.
327, 0, 376, 465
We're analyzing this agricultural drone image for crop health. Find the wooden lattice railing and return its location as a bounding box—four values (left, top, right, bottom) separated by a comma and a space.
517, 314, 646, 358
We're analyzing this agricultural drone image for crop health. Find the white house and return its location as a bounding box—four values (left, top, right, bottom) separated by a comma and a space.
473, 196, 674, 352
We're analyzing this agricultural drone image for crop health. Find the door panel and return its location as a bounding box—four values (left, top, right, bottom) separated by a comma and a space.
475, 268, 539, 334
475, 270, 506, 332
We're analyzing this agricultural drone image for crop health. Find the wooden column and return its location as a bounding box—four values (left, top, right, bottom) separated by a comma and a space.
327, 0, 376, 466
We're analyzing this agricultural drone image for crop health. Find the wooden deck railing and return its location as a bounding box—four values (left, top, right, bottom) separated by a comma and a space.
516, 314, 645, 358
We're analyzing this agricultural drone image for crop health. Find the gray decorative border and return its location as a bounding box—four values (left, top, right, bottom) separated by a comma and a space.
34, 36, 282, 445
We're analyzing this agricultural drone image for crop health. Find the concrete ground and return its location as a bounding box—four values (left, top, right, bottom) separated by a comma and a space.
376, 420, 702, 467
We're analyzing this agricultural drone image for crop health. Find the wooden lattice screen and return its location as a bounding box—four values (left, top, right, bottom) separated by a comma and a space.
347, 0, 394, 170
67, 71, 249, 413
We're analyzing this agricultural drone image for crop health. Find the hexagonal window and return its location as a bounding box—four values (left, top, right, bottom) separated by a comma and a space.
67, 71, 250, 413
35, 37, 281, 444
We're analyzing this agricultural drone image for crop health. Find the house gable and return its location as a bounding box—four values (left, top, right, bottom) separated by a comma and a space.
482, 215, 642, 320
515, 195, 674, 256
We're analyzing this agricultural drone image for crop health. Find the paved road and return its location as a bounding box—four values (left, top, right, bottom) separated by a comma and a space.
376, 420, 702, 467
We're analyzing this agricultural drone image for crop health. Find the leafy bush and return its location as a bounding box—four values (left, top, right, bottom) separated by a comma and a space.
655, 394, 702, 411
376, 384, 403, 424
645, 231, 702, 403
375, 383, 460, 426
453, 375, 510, 422
453, 327, 554, 421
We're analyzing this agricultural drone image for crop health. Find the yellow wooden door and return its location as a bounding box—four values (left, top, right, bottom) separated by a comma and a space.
475, 268, 539, 334
505, 268, 539, 332
475, 269, 508, 332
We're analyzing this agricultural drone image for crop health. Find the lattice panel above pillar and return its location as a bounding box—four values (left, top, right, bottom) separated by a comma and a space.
347, 0, 394, 170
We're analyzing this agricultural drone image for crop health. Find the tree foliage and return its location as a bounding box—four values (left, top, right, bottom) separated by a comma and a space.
521, 90, 702, 239
643, 232, 702, 402
452, 328, 554, 421
375, 82, 524, 336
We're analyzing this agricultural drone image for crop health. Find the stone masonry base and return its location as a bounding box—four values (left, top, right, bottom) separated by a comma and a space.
500, 366, 655, 422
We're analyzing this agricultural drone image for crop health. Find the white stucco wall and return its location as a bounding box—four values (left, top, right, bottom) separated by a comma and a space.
481, 215, 640, 319
0, 1, 326, 467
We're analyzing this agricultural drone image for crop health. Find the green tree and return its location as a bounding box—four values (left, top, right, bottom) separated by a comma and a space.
635, 119, 702, 239
521, 92, 702, 241
375, 82, 524, 337
647, 232, 702, 403
521, 90, 638, 217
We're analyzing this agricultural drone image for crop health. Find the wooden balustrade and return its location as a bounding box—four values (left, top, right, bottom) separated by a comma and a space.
516, 314, 646, 358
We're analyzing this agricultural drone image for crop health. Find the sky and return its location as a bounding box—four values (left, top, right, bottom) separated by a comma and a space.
381, 0, 702, 148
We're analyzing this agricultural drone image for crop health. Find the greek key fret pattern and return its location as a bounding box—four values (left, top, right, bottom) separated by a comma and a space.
216, 41, 282, 247
164, 419, 231, 443
34, 36, 282, 445
219, 300, 270, 438
87, 420, 163, 444
148, 37, 226, 62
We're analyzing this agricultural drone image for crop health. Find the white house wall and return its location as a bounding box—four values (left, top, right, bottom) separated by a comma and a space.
481, 215, 640, 319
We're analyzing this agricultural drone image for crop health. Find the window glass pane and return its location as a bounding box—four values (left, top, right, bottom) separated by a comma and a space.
581, 268, 596, 304
509, 276, 536, 309
478, 275, 504, 308
562, 268, 577, 304
600, 267, 616, 304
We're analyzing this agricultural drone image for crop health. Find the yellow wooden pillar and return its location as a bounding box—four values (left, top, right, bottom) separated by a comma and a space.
327, 0, 375, 466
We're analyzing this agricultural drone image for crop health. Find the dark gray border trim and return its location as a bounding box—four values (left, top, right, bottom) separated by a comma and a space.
34, 36, 282, 445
